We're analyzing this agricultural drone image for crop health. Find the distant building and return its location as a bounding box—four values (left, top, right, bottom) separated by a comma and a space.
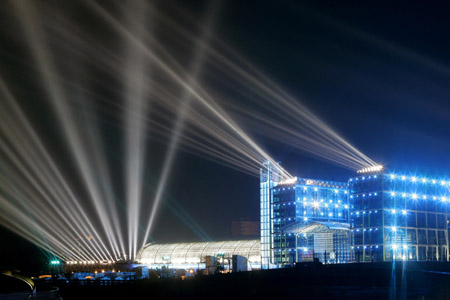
232, 218, 259, 237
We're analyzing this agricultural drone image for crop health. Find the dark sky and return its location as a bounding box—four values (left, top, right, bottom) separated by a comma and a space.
1, 0, 450, 269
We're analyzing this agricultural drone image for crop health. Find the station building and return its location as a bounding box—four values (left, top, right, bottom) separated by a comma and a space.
260, 162, 450, 268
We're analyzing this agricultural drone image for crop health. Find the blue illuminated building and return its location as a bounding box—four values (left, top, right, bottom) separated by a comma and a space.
260, 163, 450, 268
350, 171, 449, 262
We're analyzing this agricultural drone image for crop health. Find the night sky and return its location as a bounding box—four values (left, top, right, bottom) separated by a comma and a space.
1, 0, 450, 269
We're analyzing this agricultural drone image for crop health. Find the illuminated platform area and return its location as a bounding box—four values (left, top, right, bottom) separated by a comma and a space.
136, 240, 261, 270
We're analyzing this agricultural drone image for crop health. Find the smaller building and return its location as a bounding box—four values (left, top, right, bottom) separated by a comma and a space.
136, 240, 261, 271
232, 218, 259, 237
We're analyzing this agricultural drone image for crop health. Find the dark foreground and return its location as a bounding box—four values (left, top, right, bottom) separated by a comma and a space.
39, 262, 450, 300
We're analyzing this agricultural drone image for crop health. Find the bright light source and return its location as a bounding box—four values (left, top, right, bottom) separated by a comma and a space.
357, 165, 383, 174
401, 176, 406, 181
279, 177, 298, 185
441, 180, 447, 186
412, 194, 418, 199
392, 244, 398, 250
391, 192, 395, 197
412, 177, 417, 182
403, 245, 408, 250
392, 209, 396, 214
313, 202, 320, 208
402, 210, 407, 215
422, 178, 427, 183
50, 260, 60, 265
392, 226, 397, 232
432, 180, 436, 184
303, 217, 308, 221
390, 175, 395, 179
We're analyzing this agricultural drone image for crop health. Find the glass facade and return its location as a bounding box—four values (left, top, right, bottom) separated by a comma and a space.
268, 177, 350, 267
349, 172, 450, 262
261, 164, 450, 267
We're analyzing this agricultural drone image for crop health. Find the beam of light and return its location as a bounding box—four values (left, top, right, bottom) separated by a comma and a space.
86, 1, 292, 180
12, 0, 122, 260
122, 0, 151, 260
0, 79, 115, 261
153, 5, 376, 170
140, 0, 220, 248
0, 0, 380, 263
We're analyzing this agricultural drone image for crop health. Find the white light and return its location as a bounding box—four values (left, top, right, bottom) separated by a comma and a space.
432, 180, 436, 184
441, 180, 447, 186
279, 177, 298, 185
303, 187, 307, 191
313, 202, 320, 208
403, 245, 408, 250
344, 205, 349, 209
412, 194, 418, 199
328, 213, 332, 217
334, 189, 338, 193
392, 209, 396, 214
390, 175, 395, 179
412, 177, 417, 182
391, 192, 395, 197
314, 188, 318, 192
401, 176, 406, 181
303, 248, 308, 252
402, 210, 407, 215
357, 165, 383, 174
402, 193, 406, 198
392, 244, 398, 250
423, 195, 427, 200
422, 178, 427, 183
392, 226, 397, 232
303, 217, 308, 221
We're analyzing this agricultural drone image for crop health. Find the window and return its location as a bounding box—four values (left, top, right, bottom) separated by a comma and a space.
427, 213, 436, 229
418, 229, 427, 244
417, 213, 426, 228
407, 229, 417, 244
438, 231, 446, 245
407, 212, 416, 227
437, 214, 446, 229
428, 230, 436, 245
371, 212, 382, 227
